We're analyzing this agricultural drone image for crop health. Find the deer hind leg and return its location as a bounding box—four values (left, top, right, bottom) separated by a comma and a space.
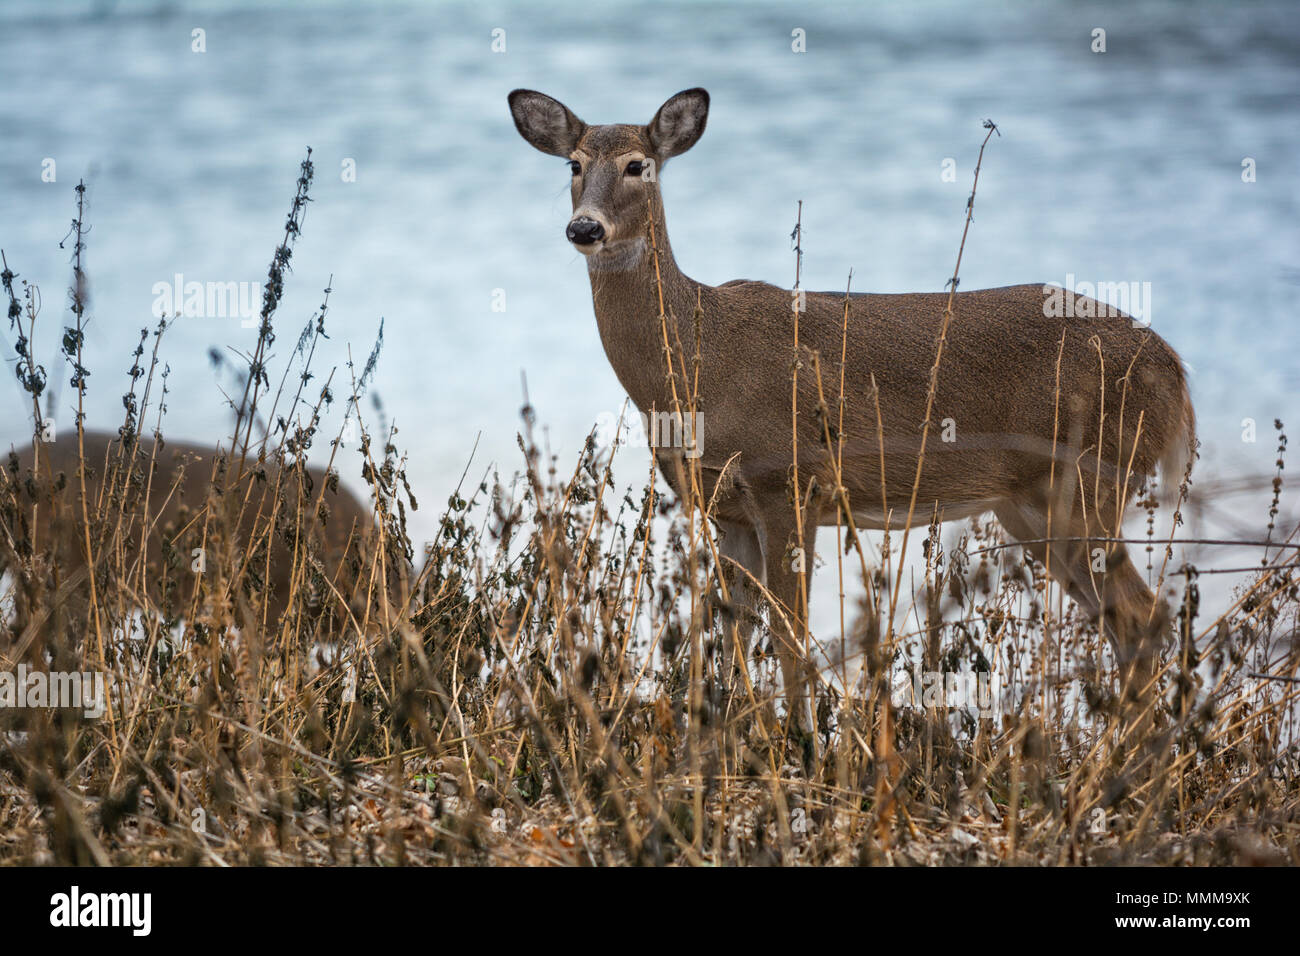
995, 488, 1165, 732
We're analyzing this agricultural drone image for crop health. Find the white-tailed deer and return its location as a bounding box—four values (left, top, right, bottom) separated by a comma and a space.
509, 88, 1196, 735
1, 430, 373, 634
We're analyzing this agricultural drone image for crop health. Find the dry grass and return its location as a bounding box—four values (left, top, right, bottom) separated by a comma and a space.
1, 152, 1297, 867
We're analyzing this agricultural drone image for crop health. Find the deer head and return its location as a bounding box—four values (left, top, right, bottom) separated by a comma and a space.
508, 88, 709, 271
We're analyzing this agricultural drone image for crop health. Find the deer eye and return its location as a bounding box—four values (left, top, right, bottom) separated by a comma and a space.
569, 160, 581, 176
624, 160, 644, 178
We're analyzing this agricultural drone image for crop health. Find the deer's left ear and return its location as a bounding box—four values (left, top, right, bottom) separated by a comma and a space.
647, 88, 709, 160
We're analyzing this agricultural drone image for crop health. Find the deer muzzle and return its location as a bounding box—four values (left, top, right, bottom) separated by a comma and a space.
566, 216, 606, 247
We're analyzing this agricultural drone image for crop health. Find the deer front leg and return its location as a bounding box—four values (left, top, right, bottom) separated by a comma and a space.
761, 511, 819, 741
1097, 549, 1168, 740
715, 520, 765, 694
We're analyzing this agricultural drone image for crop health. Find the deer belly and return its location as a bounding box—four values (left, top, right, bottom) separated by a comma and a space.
849, 498, 1002, 531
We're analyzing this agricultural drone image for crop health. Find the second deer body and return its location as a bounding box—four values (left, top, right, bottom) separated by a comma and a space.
2, 430, 374, 635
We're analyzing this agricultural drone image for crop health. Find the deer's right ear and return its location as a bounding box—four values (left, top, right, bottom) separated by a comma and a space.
508, 90, 586, 157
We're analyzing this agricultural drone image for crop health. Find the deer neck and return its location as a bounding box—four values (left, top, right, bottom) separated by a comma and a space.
585, 207, 700, 416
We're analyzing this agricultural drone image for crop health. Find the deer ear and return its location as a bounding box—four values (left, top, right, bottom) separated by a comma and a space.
647, 88, 709, 159
508, 89, 586, 157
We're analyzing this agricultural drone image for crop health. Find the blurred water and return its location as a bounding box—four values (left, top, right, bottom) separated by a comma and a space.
2, 0, 1298, 630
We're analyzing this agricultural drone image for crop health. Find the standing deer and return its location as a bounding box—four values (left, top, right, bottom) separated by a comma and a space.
508, 88, 1195, 737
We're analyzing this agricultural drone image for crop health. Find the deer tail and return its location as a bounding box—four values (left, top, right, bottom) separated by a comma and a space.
1157, 369, 1197, 508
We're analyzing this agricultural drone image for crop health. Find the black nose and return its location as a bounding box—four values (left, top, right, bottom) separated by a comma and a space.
566, 217, 605, 245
